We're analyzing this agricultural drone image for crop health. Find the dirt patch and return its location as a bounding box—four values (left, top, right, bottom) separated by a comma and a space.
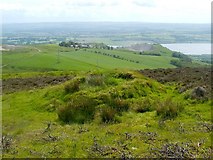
140, 67, 212, 98
2, 76, 73, 94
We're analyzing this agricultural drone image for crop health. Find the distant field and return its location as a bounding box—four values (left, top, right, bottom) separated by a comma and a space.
2, 44, 180, 73
2, 22, 210, 45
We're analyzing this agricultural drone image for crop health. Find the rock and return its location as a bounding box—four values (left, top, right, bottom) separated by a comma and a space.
191, 86, 206, 98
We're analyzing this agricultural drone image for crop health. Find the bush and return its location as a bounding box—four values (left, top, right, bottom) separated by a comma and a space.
133, 98, 155, 113
57, 95, 97, 123
104, 77, 118, 86
115, 72, 134, 80
64, 80, 80, 94
112, 98, 129, 113
98, 94, 129, 113
172, 52, 192, 62
170, 59, 181, 67
45, 98, 62, 112
97, 93, 129, 119
100, 106, 117, 123
86, 74, 105, 86
64, 77, 85, 94
156, 98, 184, 119
98, 93, 112, 104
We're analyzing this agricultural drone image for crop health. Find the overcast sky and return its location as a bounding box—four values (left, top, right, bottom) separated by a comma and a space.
0, 0, 211, 23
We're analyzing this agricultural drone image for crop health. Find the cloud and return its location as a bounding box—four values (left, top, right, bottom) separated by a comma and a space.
0, 2, 23, 11
52, 0, 118, 7
132, 0, 155, 7
1, 0, 211, 23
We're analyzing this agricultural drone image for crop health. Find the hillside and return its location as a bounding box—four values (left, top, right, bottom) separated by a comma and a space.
2, 43, 212, 158
2, 69, 212, 158
1, 44, 208, 73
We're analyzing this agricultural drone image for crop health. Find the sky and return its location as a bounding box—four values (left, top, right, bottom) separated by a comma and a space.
0, 0, 211, 23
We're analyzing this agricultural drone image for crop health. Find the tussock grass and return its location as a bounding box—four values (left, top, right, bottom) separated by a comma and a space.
57, 95, 97, 124
2, 69, 212, 158
156, 97, 184, 119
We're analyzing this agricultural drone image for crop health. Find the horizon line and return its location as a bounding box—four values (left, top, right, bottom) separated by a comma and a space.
2, 21, 211, 25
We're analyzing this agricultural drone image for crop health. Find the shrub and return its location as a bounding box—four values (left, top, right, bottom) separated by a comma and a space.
112, 98, 129, 113
133, 98, 155, 113
104, 77, 118, 86
98, 93, 112, 104
156, 98, 184, 119
170, 59, 181, 67
64, 77, 85, 94
64, 80, 80, 94
172, 52, 192, 62
115, 72, 134, 80
57, 95, 97, 123
45, 98, 62, 112
86, 74, 105, 86
100, 106, 117, 123
97, 93, 129, 118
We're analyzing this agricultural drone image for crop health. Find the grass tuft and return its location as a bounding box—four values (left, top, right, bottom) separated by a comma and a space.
100, 105, 117, 123
57, 95, 97, 124
86, 74, 105, 86
133, 98, 155, 113
156, 97, 184, 119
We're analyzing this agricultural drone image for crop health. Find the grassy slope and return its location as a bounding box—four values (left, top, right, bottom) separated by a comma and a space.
2, 71, 212, 158
2, 44, 211, 158
2, 44, 178, 73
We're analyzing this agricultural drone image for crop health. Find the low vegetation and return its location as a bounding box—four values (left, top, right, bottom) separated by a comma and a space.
156, 97, 184, 119
58, 95, 97, 124
2, 68, 212, 158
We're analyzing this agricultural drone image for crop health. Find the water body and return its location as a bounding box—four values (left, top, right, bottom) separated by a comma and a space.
162, 43, 211, 55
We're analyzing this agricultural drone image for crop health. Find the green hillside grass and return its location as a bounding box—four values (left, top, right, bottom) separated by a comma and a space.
2, 44, 179, 73
2, 70, 212, 158
2, 44, 211, 158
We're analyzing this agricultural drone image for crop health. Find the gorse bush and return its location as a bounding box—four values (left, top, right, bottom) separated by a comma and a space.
57, 95, 97, 123
156, 97, 184, 119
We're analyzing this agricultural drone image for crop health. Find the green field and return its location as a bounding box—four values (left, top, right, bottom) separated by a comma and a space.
2, 44, 179, 73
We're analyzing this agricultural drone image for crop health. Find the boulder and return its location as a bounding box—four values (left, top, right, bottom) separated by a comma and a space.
191, 86, 206, 98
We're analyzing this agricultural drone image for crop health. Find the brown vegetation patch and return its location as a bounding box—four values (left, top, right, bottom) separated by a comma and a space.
140, 67, 212, 98
2, 75, 73, 93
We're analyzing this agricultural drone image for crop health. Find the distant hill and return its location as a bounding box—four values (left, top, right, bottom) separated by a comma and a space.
1, 44, 209, 73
